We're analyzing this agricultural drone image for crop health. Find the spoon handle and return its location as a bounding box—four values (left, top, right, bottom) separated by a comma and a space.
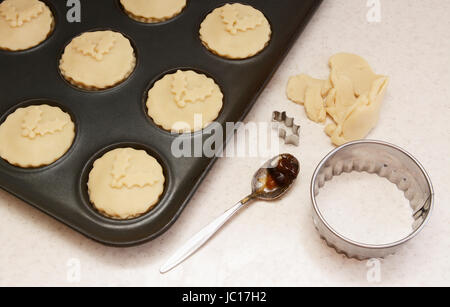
160, 196, 253, 274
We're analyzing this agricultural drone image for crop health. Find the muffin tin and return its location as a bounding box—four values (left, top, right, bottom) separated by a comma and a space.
0, 0, 322, 246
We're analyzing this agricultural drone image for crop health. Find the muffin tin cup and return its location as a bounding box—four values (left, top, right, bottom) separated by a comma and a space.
0, 0, 323, 246
0, 98, 79, 172
142, 66, 226, 136
116, 0, 190, 25
57, 28, 140, 92
79, 142, 172, 225
0, 0, 58, 53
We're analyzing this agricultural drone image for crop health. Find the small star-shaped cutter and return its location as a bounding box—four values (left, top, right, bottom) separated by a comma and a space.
272, 111, 301, 146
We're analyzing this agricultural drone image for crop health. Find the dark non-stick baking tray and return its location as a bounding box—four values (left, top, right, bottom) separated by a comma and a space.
0, 0, 322, 246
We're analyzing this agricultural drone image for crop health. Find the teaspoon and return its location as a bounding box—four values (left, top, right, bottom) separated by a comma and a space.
160, 154, 300, 274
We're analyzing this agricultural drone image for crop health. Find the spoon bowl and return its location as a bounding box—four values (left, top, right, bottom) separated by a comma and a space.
252, 154, 300, 200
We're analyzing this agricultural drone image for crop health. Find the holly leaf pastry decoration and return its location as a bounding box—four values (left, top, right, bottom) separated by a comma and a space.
21, 106, 69, 139
170, 70, 215, 108
171, 70, 187, 104
110, 151, 159, 189
73, 32, 117, 61
0, 0, 44, 28
220, 4, 263, 35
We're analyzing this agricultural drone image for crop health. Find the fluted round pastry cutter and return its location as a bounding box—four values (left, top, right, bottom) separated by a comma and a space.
311, 140, 434, 259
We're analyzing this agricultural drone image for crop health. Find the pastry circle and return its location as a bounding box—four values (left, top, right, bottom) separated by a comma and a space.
0, 104, 75, 168
59, 30, 136, 90
0, 0, 54, 51
87, 147, 165, 219
146, 70, 223, 132
199, 3, 271, 60
120, 0, 187, 23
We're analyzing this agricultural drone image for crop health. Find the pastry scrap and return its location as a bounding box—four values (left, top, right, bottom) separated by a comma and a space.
87, 147, 165, 219
287, 53, 389, 146
0, 104, 75, 167
199, 3, 271, 59
146, 70, 223, 132
120, 0, 186, 23
0, 0, 54, 51
59, 30, 136, 90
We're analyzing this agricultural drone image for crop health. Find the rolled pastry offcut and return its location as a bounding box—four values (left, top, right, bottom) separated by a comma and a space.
287, 53, 389, 146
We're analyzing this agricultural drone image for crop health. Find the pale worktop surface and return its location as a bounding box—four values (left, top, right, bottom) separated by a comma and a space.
1, 0, 449, 286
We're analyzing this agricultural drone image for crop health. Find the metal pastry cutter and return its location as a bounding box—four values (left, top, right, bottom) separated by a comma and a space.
310, 140, 434, 260
272, 111, 300, 146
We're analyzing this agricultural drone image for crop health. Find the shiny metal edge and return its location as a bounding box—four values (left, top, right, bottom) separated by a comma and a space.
310, 140, 434, 260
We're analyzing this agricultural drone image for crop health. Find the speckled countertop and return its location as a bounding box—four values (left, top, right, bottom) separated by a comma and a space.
1, 0, 449, 286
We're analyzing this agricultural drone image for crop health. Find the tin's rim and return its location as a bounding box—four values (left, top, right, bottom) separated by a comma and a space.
310, 139, 434, 251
